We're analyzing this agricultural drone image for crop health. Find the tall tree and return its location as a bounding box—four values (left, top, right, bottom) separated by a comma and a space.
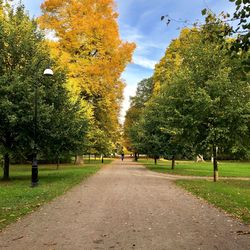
39, 0, 135, 151
0, 1, 89, 179
124, 78, 154, 158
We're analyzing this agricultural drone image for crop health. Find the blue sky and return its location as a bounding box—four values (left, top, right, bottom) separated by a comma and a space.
14, 0, 235, 121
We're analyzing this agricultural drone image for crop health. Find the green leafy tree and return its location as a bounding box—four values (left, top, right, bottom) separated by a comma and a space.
0, 2, 89, 179
154, 19, 249, 180
40, 96, 89, 166
143, 89, 195, 167
124, 78, 154, 160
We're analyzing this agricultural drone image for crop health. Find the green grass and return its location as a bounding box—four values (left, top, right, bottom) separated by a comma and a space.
140, 159, 250, 177
0, 160, 111, 231
176, 179, 250, 224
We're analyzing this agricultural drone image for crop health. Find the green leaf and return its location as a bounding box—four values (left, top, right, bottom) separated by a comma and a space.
201, 8, 207, 16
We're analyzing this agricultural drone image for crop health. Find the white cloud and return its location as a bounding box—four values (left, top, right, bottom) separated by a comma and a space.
133, 55, 157, 70
120, 24, 143, 42
120, 24, 165, 51
120, 24, 163, 70
119, 84, 137, 124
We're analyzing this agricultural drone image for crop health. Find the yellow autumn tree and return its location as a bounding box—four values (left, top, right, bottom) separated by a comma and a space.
39, 0, 135, 154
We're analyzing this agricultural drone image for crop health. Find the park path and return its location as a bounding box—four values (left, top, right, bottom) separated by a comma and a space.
0, 158, 249, 250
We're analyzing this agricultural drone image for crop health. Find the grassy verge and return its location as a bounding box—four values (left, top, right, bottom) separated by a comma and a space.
176, 179, 250, 224
140, 159, 250, 177
0, 160, 112, 231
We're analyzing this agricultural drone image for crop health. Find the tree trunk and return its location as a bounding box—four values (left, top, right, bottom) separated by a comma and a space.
134, 153, 138, 162
56, 156, 60, 170
3, 153, 10, 180
102, 156, 104, 163
213, 146, 218, 182
89, 153, 91, 163
154, 156, 157, 165
75, 155, 84, 164
171, 155, 175, 170
74, 155, 77, 165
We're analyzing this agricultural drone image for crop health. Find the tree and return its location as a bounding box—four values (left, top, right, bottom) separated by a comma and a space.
40, 96, 89, 167
124, 78, 154, 159
0, 2, 89, 179
142, 88, 195, 168
0, 2, 49, 179
130, 78, 154, 108
39, 0, 135, 151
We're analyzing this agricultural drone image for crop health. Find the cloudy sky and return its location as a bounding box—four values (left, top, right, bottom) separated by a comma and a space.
15, 0, 235, 122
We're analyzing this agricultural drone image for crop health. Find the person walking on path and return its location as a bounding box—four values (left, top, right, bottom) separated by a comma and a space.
121, 153, 124, 161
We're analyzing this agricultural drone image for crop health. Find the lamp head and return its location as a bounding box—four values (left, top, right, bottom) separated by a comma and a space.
43, 68, 54, 76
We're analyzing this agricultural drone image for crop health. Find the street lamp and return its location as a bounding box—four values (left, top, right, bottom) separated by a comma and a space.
31, 67, 54, 187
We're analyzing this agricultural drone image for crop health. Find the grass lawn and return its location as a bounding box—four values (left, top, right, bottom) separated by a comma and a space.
176, 179, 250, 224
140, 159, 250, 177
0, 159, 112, 231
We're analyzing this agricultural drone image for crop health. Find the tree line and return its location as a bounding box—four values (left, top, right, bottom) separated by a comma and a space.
0, 0, 135, 179
124, 7, 250, 181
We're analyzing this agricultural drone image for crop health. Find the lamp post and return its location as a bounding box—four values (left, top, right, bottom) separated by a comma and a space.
31, 67, 54, 187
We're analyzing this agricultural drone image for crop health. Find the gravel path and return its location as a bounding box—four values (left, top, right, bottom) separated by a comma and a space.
0, 158, 249, 250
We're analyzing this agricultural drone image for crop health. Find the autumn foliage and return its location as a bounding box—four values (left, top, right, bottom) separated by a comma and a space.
39, 0, 135, 153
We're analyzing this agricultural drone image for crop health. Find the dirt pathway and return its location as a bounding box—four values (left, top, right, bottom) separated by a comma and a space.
0, 159, 249, 250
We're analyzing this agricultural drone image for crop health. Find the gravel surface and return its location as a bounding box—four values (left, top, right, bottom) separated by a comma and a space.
0, 158, 249, 250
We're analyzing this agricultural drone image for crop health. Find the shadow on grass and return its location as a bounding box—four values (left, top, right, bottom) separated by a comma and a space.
83, 160, 112, 165
0, 170, 88, 183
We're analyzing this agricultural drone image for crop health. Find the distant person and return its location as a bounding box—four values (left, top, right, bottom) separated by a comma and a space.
121, 153, 124, 161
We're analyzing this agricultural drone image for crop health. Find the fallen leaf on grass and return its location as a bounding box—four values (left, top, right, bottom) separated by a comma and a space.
0, 219, 6, 223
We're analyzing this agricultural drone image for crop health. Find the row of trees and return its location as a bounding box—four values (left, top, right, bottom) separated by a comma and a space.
0, 0, 135, 179
124, 10, 250, 181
